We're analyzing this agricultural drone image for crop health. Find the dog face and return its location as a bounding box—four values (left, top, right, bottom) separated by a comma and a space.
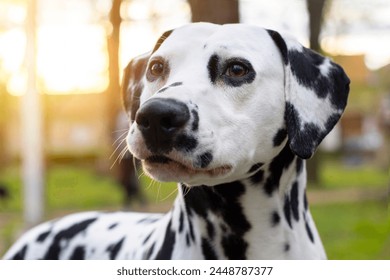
122, 23, 349, 186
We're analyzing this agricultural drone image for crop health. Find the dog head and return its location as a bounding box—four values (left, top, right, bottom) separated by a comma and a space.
122, 23, 349, 186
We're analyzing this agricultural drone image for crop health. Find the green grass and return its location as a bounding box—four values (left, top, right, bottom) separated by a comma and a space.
311, 201, 390, 259
138, 172, 177, 204
0, 162, 388, 259
314, 160, 388, 190
0, 164, 177, 213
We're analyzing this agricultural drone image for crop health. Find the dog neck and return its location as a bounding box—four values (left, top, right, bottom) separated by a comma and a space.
169, 145, 326, 259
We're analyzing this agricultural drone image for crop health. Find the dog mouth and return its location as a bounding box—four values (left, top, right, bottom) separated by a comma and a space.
144, 155, 232, 178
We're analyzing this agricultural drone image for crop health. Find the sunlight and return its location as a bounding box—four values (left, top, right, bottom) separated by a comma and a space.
0, 0, 388, 96
1, 24, 109, 95
322, 34, 390, 70
0, 29, 25, 73
37, 25, 108, 94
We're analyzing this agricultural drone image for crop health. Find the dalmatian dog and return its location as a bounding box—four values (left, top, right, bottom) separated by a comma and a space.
4, 23, 349, 260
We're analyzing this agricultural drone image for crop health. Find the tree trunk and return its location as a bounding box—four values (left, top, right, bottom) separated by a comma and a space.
107, 0, 122, 129
188, 0, 239, 24
307, 0, 326, 53
107, 0, 141, 206
306, 0, 327, 185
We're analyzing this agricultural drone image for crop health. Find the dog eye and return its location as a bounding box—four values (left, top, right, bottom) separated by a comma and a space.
225, 63, 249, 77
149, 61, 165, 76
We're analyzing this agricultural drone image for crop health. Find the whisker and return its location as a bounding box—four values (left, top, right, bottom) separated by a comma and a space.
111, 128, 129, 134
118, 147, 129, 164
182, 185, 191, 198
110, 137, 127, 160
110, 145, 128, 169
112, 130, 129, 146
160, 186, 178, 201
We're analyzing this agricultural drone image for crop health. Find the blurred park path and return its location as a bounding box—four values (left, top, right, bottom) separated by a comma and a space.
307, 187, 388, 205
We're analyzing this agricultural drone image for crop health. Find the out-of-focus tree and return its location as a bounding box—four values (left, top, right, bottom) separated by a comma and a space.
307, 0, 326, 53
0, 81, 8, 168
306, 0, 328, 184
188, 0, 239, 23
107, 0, 142, 207
107, 0, 122, 136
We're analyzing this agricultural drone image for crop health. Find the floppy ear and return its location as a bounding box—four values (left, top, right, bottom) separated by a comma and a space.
121, 53, 150, 122
267, 30, 350, 159
121, 29, 174, 122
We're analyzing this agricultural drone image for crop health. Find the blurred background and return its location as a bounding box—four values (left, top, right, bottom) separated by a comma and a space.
0, 0, 388, 259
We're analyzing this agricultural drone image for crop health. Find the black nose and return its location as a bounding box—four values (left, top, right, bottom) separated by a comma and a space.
135, 98, 190, 153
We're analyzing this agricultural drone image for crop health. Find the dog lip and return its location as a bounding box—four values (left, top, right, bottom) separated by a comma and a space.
146, 155, 172, 164
144, 154, 232, 177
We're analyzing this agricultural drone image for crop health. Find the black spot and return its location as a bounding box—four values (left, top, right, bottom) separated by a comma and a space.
182, 182, 251, 259
137, 217, 160, 224
152, 29, 173, 53
157, 82, 183, 94
264, 144, 296, 196
283, 195, 292, 229
178, 210, 184, 233
183, 186, 209, 219
170, 82, 183, 87
304, 214, 315, 243
175, 134, 198, 152
289, 48, 325, 95
266, 29, 288, 65
250, 169, 264, 185
288, 47, 349, 110
248, 162, 264, 173
142, 231, 154, 245
206, 220, 215, 239
271, 211, 280, 227
108, 223, 118, 230
290, 182, 300, 222
284, 243, 290, 252
155, 220, 176, 260
185, 233, 190, 246
70, 246, 85, 260
157, 86, 169, 94
43, 218, 97, 260
202, 238, 218, 259
145, 242, 155, 259
207, 54, 220, 84
187, 216, 195, 242
36, 230, 51, 242
107, 237, 125, 260
273, 128, 287, 147
296, 158, 303, 174
221, 234, 248, 260
214, 184, 252, 235
11, 245, 28, 260
191, 109, 199, 131
197, 151, 213, 168
285, 103, 325, 159
303, 191, 308, 211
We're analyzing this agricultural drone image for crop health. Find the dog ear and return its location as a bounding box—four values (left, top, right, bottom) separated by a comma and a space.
121, 52, 150, 122
121, 29, 174, 122
267, 30, 350, 159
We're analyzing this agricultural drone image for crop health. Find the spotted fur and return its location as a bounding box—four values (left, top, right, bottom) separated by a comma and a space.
4, 23, 349, 260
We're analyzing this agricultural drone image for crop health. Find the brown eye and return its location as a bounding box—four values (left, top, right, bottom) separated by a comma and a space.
149, 61, 164, 76
225, 63, 249, 77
